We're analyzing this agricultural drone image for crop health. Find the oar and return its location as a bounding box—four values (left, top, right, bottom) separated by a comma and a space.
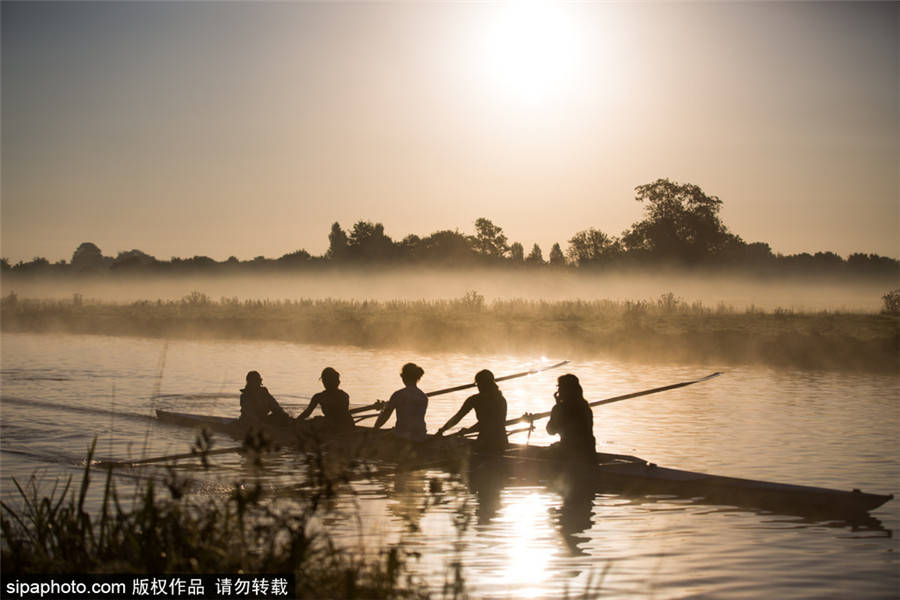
349, 401, 385, 415
425, 360, 570, 397
96, 445, 245, 468
296, 400, 384, 425
451, 371, 723, 436
354, 361, 571, 422
459, 425, 533, 438
510, 371, 724, 425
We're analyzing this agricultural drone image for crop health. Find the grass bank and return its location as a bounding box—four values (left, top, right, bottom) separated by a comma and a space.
0, 441, 447, 598
2, 292, 898, 373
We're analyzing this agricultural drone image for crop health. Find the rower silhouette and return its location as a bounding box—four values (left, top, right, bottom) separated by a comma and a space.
436, 369, 509, 454
374, 363, 428, 442
547, 374, 596, 462
239, 370, 290, 427
297, 367, 355, 433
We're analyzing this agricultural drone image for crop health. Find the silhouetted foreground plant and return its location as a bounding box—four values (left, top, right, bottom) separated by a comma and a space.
0, 442, 434, 599
882, 289, 900, 315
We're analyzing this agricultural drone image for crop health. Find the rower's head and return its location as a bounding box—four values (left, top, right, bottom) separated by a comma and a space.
246, 370, 263, 386
556, 373, 583, 400
320, 367, 340, 390
400, 362, 424, 386
475, 369, 497, 392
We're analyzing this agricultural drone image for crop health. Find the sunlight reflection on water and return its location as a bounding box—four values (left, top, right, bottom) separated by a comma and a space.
1, 333, 897, 598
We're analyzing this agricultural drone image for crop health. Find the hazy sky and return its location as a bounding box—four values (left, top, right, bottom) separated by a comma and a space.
2, 1, 897, 264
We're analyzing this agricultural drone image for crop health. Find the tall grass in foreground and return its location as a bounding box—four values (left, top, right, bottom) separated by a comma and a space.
0, 441, 436, 599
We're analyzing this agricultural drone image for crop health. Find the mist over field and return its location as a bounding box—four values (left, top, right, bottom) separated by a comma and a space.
3, 268, 898, 373
1, 269, 895, 313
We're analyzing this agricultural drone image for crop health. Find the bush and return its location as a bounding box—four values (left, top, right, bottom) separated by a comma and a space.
882, 289, 900, 315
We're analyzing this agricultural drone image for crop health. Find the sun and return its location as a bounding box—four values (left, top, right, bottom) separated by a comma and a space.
481, 1, 582, 105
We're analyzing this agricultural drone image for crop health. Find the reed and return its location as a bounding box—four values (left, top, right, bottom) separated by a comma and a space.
0, 440, 436, 598
1, 292, 897, 372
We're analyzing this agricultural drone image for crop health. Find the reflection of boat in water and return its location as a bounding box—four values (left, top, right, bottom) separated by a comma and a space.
467, 446, 893, 522
155, 409, 893, 520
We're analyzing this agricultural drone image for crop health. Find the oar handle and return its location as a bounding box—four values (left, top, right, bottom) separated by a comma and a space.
354, 412, 379, 423
349, 400, 385, 415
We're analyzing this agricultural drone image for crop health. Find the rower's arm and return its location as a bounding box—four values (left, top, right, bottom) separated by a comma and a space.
297, 398, 319, 421
269, 395, 289, 418
546, 404, 561, 435
437, 401, 473, 435
373, 403, 395, 429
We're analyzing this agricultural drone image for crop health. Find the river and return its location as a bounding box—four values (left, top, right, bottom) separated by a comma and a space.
1, 332, 897, 599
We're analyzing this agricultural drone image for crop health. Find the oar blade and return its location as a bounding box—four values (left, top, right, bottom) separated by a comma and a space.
504, 371, 724, 427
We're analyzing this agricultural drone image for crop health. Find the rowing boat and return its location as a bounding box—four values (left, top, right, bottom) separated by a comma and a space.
155, 408, 477, 467
155, 409, 893, 517
483, 446, 893, 516
156, 409, 246, 434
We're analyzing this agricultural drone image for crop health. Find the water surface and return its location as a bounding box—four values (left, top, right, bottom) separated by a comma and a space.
1, 333, 897, 598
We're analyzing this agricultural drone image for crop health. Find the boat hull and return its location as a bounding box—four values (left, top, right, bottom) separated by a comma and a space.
477, 446, 893, 516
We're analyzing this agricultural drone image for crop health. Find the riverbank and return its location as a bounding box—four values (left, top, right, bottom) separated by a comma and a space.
2, 293, 897, 373
0, 441, 442, 598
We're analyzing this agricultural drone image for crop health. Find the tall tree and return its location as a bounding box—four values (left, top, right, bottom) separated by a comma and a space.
549, 243, 566, 266
110, 249, 157, 272
526, 244, 544, 265
347, 221, 395, 262
509, 242, 525, 263
471, 218, 509, 259
414, 230, 478, 264
622, 178, 740, 263
327, 222, 349, 262
71, 242, 104, 272
567, 228, 620, 267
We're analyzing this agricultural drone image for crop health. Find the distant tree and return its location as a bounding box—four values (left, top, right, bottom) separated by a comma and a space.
122, 249, 156, 262
567, 228, 620, 267
548, 243, 566, 266
347, 221, 396, 262
470, 218, 509, 259
327, 222, 350, 262
622, 179, 740, 264
169, 255, 219, 272
509, 242, 525, 264
525, 244, 544, 265
848, 253, 900, 276
221, 256, 242, 272
812, 252, 845, 270
277, 249, 312, 267
780, 253, 822, 272
1, 258, 10, 272
110, 249, 157, 272
397, 234, 421, 262
411, 230, 477, 264
743, 242, 775, 265
12, 257, 51, 275
71, 242, 105, 272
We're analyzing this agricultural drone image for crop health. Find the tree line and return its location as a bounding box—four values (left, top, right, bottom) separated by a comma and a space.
3, 179, 898, 277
